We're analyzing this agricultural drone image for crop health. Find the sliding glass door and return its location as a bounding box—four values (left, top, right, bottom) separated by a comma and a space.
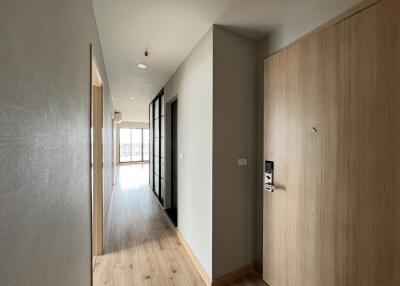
119, 128, 149, 163
149, 89, 165, 206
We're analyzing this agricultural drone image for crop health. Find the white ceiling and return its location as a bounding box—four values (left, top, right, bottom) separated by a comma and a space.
92, 0, 314, 123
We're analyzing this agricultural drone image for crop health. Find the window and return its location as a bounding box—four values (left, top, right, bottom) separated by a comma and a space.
143, 129, 149, 161
119, 128, 149, 163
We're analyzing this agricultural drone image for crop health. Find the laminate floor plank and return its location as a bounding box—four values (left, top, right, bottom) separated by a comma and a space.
93, 164, 266, 286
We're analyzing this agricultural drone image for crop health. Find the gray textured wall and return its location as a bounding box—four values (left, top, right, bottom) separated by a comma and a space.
0, 0, 112, 285
212, 26, 258, 278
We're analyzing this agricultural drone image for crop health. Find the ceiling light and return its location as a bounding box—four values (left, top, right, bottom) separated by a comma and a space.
129, 97, 136, 100
137, 63, 147, 69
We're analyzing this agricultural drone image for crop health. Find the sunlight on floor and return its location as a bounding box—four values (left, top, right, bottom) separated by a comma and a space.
117, 163, 149, 192
93, 163, 206, 286
94, 163, 265, 286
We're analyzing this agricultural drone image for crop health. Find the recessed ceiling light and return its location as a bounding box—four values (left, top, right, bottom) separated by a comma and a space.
137, 63, 147, 69
129, 97, 136, 100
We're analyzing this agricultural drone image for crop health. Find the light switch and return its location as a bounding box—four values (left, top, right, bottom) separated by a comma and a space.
179, 153, 184, 160
237, 158, 248, 166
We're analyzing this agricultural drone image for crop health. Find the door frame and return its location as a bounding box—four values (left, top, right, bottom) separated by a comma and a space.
90, 45, 104, 260
170, 99, 178, 226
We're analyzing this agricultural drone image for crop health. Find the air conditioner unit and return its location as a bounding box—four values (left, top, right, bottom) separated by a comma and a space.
114, 112, 122, 123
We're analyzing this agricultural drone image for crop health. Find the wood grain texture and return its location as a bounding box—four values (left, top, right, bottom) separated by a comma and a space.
345, 2, 400, 284
175, 228, 213, 286
263, 0, 400, 285
93, 164, 266, 286
226, 273, 266, 286
291, 0, 380, 54
163, 209, 263, 286
263, 47, 289, 286
94, 164, 204, 286
92, 85, 104, 257
212, 263, 259, 286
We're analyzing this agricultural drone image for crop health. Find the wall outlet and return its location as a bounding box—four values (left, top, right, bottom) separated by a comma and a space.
237, 158, 248, 166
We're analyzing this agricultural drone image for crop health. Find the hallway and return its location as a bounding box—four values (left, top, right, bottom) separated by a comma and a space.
93, 164, 264, 286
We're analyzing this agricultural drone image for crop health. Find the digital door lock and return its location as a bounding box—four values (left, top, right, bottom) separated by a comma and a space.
264, 161, 278, 192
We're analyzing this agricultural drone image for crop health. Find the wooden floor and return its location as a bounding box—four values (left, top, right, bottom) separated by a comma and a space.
93, 164, 265, 286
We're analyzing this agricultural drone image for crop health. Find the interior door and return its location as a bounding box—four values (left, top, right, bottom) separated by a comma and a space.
263, 1, 400, 285
92, 85, 103, 257
263, 48, 290, 286
263, 16, 351, 286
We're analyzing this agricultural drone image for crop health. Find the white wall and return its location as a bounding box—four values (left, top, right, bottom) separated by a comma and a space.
113, 96, 150, 123
164, 26, 259, 280
264, 0, 364, 54
118, 121, 149, 129
164, 29, 214, 277
212, 26, 258, 278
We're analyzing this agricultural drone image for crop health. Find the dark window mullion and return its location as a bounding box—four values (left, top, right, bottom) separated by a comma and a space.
159, 98, 161, 200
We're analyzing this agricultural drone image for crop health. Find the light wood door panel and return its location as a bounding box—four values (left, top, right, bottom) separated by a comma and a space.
92, 85, 103, 257
263, 48, 289, 286
263, 20, 351, 286
346, 2, 400, 284
263, 1, 400, 285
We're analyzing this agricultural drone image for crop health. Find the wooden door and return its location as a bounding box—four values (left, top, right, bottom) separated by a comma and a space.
344, 2, 400, 284
263, 1, 400, 285
263, 47, 289, 286
92, 85, 103, 257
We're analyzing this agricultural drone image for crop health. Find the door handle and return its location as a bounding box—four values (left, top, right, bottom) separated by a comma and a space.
265, 161, 277, 192
264, 184, 278, 192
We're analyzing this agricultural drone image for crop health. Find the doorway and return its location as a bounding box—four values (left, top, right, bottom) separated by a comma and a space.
166, 100, 178, 226
90, 53, 104, 261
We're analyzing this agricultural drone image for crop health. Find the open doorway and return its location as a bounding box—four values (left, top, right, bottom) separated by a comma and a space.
166, 100, 178, 226
90, 49, 104, 262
